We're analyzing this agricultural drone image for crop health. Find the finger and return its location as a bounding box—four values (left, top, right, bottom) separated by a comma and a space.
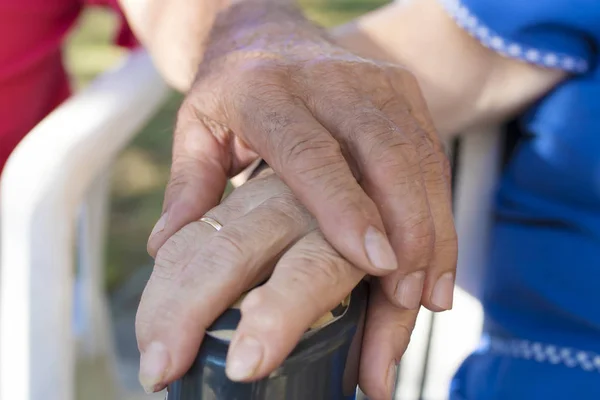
382, 77, 457, 311
147, 102, 257, 257
225, 86, 398, 276
136, 194, 312, 393
225, 230, 364, 381
359, 280, 418, 400
314, 95, 435, 310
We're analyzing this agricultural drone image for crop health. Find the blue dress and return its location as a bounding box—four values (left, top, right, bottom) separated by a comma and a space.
436, 0, 600, 398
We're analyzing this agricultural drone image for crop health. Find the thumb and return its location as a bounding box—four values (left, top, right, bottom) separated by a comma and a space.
147, 113, 229, 257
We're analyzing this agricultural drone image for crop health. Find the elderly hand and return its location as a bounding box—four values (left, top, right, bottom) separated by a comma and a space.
147, 1, 457, 317
137, 169, 417, 400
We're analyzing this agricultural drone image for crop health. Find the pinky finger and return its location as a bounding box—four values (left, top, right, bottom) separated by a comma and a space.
359, 280, 418, 400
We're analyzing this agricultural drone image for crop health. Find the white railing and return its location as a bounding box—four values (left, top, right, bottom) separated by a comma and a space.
0, 50, 170, 400
0, 48, 501, 399
397, 127, 502, 399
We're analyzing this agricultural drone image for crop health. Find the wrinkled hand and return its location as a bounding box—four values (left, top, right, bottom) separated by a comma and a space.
137, 170, 417, 400
148, 5, 456, 321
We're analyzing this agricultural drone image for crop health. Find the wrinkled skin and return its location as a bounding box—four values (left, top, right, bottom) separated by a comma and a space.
138, 170, 420, 399
148, 45, 457, 312
140, 3, 457, 398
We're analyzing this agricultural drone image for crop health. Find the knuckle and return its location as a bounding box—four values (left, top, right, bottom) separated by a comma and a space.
328, 190, 372, 223
356, 119, 422, 180
267, 190, 304, 214
378, 148, 421, 180
152, 255, 179, 281
303, 57, 380, 89
396, 213, 435, 268
281, 130, 341, 166
403, 211, 435, 243
174, 229, 249, 290
214, 229, 246, 256
166, 157, 203, 192
369, 145, 422, 188
420, 148, 443, 174
228, 174, 285, 206
259, 109, 295, 140
202, 231, 247, 269
435, 234, 459, 265
153, 224, 204, 280
242, 289, 287, 333
230, 82, 291, 132
166, 167, 188, 193
266, 181, 295, 201
283, 139, 349, 188
236, 65, 290, 103
420, 155, 452, 196
411, 134, 452, 195
392, 119, 426, 145
302, 58, 344, 78
394, 317, 417, 345
288, 242, 345, 290
136, 288, 185, 343
215, 196, 247, 218
239, 80, 289, 108
368, 308, 416, 344
358, 113, 396, 136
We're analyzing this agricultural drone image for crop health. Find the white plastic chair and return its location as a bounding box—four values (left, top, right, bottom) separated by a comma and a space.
0, 47, 501, 399
0, 49, 170, 400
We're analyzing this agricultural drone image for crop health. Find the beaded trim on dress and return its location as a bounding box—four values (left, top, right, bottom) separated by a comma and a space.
437, 0, 589, 73
481, 335, 600, 373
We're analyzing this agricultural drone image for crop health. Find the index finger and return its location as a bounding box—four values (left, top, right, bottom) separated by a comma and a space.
229, 95, 399, 276
146, 102, 255, 257
225, 230, 365, 382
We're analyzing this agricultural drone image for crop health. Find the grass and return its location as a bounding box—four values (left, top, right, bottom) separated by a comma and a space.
65, 0, 388, 290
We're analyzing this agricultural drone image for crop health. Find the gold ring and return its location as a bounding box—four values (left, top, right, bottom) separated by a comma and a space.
199, 216, 223, 231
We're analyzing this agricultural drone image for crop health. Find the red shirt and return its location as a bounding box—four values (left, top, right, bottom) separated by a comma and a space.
0, 0, 136, 171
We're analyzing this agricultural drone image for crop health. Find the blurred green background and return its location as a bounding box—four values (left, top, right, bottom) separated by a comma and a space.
65, 0, 388, 291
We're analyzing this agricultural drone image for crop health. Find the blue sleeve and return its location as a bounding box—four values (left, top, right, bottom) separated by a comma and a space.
438, 0, 600, 74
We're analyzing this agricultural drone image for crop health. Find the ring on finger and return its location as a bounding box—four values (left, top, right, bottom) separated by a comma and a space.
199, 216, 223, 231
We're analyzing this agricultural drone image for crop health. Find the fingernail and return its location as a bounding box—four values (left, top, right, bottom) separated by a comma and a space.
139, 341, 170, 393
431, 272, 455, 310
226, 335, 263, 381
388, 361, 398, 397
364, 226, 397, 271
395, 271, 425, 309
150, 213, 168, 239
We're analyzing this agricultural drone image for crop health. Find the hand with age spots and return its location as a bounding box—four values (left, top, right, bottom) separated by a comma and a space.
137, 169, 420, 400
144, 1, 456, 381
140, 1, 457, 399
131, 0, 576, 397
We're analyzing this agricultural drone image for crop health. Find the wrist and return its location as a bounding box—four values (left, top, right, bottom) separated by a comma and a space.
203, 0, 333, 63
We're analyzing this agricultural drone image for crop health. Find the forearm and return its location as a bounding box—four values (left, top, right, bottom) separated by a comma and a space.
118, 0, 227, 90
331, 0, 566, 138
